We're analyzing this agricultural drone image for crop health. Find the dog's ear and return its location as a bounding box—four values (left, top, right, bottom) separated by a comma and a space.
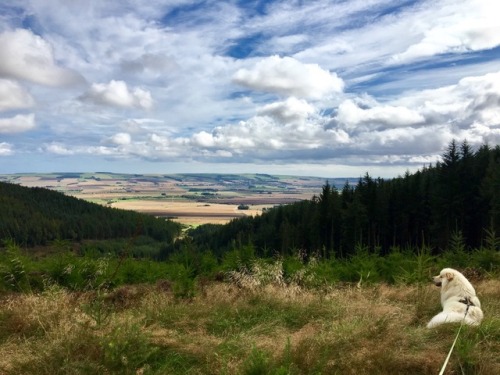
445, 272, 454, 281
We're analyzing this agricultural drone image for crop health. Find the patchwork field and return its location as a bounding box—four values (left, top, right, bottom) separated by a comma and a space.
1, 173, 351, 226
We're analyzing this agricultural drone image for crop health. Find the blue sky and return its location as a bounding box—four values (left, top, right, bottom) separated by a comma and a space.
0, 0, 499, 178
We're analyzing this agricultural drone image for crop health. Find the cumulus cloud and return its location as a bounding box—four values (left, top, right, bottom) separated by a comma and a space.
354, 125, 452, 156
0, 142, 13, 156
394, 70, 500, 129
334, 100, 425, 130
189, 107, 348, 157
257, 97, 315, 124
183, 70, 499, 165
33, 70, 500, 169
232, 55, 344, 99
1, 1, 498, 175
326, 70, 500, 153
81, 80, 153, 109
0, 29, 83, 86
109, 132, 132, 145
43, 143, 75, 155
146, 133, 191, 158
0, 114, 35, 133
192, 131, 216, 148
0, 79, 35, 111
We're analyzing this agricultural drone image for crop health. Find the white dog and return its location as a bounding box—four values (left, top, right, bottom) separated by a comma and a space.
427, 268, 483, 328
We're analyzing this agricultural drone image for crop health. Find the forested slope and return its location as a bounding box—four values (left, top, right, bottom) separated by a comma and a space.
0, 181, 182, 246
188, 141, 500, 257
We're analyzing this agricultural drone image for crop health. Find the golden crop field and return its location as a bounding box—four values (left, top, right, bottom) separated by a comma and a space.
1, 173, 340, 226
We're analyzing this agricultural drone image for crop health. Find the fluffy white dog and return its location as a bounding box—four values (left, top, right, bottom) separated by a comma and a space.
427, 268, 483, 328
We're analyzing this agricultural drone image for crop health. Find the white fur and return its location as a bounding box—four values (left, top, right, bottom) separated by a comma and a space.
427, 268, 483, 328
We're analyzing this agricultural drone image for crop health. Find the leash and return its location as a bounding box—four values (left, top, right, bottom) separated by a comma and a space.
438, 298, 473, 375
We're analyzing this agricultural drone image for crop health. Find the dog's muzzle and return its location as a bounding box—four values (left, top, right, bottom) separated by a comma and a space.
432, 277, 442, 287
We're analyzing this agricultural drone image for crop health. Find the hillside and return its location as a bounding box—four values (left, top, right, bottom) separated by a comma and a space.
187, 141, 500, 257
0, 181, 182, 246
0, 173, 350, 226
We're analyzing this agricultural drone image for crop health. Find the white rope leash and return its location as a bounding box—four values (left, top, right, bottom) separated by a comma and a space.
438, 323, 463, 375
438, 299, 472, 375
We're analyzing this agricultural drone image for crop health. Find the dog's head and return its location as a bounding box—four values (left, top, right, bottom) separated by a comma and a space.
432, 268, 456, 288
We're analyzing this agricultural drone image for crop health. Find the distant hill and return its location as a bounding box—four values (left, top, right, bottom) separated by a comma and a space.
0, 172, 354, 191
0, 181, 182, 246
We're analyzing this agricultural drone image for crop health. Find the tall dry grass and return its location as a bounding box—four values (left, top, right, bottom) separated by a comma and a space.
0, 275, 499, 374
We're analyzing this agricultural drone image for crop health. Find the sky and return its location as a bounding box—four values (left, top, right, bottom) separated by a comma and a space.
0, 0, 499, 178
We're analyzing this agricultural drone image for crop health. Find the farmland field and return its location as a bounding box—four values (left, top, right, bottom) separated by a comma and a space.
0, 173, 351, 226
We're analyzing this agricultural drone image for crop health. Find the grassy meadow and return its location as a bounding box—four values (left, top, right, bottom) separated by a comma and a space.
1, 243, 499, 375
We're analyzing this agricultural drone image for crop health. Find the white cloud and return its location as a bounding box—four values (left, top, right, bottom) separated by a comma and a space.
192, 131, 216, 148
149, 133, 170, 146
464, 122, 500, 144
0, 142, 13, 156
0, 114, 35, 133
0, 1, 499, 176
258, 97, 315, 124
0, 29, 83, 86
354, 125, 452, 155
189, 107, 347, 156
0, 79, 35, 111
394, 70, 500, 129
35, 70, 496, 168
81, 80, 153, 109
182, 70, 499, 164
109, 132, 132, 145
43, 142, 121, 156
391, 0, 500, 64
84, 146, 116, 156
335, 100, 425, 129
43, 143, 75, 155
233, 55, 344, 99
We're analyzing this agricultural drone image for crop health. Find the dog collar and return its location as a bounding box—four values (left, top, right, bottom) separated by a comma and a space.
459, 297, 475, 307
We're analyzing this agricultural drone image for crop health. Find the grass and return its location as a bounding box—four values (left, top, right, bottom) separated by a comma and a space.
1, 276, 499, 374
0, 240, 498, 373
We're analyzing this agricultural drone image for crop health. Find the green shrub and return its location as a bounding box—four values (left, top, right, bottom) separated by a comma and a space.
221, 245, 256, 272
392, 245, 435, 284
336, 243, 380, 284
168, 263, 196, 299
0, 241, 32, 292
101, 322, 158, 373
470, 248, 500, 274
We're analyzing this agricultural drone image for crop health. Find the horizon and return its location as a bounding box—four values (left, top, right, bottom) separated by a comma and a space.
0, 170, 356, 182
0, 1, 499, 178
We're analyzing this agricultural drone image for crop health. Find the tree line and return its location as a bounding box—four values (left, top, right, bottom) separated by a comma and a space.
186, 141, 500, 258
1, 140, 498, 259
0, 181, 182, 246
